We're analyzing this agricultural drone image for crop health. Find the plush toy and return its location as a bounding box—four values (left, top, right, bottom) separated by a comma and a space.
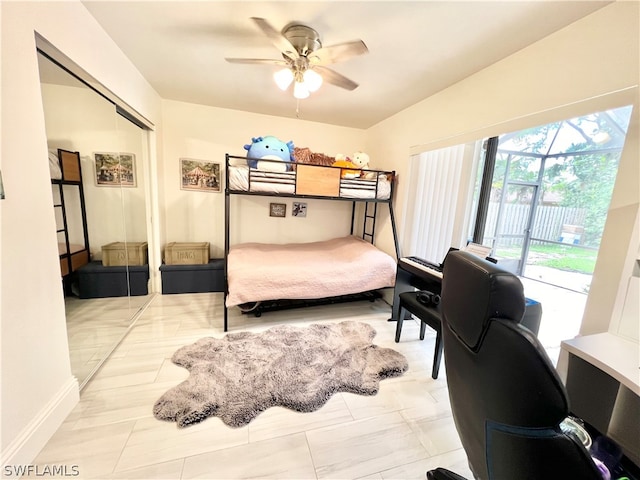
351, 151, 376, 179
351, 151, 369, 169
332, 154, 360, 178
244, 136, 295, 172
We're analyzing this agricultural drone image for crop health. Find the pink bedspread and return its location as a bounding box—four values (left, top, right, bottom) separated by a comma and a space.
226, 236, 397, 307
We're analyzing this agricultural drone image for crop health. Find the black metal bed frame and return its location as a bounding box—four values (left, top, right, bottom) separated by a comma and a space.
223, 154, 400, 332
52, 149, 90, 295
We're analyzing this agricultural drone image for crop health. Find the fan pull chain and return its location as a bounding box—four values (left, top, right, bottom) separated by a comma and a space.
296, 99, 301, 118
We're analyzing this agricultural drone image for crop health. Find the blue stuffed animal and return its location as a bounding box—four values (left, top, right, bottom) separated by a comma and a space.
244, 136, 295, 172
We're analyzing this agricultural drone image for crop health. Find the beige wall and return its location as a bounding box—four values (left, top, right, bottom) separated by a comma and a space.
160, 100, 366, 258
1, 0, 161, 466
1, 0, 638, 468
365, 2, 639, 335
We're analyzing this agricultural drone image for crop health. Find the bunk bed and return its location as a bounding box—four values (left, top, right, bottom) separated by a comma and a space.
224, 153, 400, 332
50, 148, 90, 292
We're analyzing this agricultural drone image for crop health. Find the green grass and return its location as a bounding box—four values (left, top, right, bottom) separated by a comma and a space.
529, 243, 597, 274
495, 243, 598, 275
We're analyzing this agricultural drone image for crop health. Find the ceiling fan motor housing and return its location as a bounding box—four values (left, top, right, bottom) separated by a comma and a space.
283, 24, 322, 57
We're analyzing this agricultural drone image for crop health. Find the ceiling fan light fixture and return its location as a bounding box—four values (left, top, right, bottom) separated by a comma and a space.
303, 69, 323, 92
293, 81, 310, 99
227, 17, 367, 100
273, 68, 294, 90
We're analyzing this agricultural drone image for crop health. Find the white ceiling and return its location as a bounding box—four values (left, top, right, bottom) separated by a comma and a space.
81, 1, 610, 129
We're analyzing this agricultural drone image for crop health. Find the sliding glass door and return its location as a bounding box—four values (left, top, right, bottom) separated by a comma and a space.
473, 105, 633, 292
490, 182, 539, 275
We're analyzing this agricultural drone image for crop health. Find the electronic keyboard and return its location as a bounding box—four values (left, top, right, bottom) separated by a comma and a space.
399, 256, 443, 280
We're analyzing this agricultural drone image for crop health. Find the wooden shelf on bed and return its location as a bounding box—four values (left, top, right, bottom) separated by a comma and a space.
296, 164, 341, 197
59, 248, 90, 277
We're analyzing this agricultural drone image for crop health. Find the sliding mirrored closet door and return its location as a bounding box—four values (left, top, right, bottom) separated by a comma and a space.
38, 52, 151, 388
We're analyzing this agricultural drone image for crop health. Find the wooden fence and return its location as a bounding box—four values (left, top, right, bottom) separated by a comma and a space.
483, 203, 587, 246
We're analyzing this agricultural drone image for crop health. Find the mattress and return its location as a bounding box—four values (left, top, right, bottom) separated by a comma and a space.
228, 165, 392, 200
226, 235, 397, 307
49, 149, 62, 180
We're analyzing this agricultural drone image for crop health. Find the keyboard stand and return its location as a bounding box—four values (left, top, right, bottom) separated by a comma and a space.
389, 257, 443, 322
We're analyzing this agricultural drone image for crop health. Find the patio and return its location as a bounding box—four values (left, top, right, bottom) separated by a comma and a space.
519, 267, 589, 364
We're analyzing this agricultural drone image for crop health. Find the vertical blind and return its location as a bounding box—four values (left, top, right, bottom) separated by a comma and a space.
401, 144, 468, 263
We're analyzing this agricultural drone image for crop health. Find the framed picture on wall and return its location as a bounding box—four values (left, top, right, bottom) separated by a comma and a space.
180, 158, 221, 192
269, 203, 286, 217
94, 152, 137, 187
292, 202, 307, 217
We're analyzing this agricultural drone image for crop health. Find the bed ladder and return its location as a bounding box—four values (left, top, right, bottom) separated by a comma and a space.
351, 200, 400, 260
363, 202, 377, 244
352, 201, 378, 244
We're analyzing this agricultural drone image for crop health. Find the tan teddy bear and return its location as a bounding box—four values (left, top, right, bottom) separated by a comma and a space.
351, 151, 376, 179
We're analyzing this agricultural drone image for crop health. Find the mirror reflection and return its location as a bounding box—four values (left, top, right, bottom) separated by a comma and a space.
38, 52, 151, 388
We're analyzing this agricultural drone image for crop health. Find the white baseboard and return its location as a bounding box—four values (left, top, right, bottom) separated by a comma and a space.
1, 376, 79, 468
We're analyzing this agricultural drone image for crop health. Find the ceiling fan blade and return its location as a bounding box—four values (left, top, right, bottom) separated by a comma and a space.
314, 66, 359, 91
310, 40, 368, 65
225, 58, 288, 66
251, 17, 299, 61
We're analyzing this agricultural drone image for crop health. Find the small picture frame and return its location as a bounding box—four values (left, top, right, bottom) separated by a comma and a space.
95, 152, 136, 187
292, 202, 307, 217
269, 203, 286, 217
180, 158, 221, 192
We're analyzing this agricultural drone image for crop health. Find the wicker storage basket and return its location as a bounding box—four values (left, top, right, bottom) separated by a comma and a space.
164, 242, 210, 265
102, 242, 148, 266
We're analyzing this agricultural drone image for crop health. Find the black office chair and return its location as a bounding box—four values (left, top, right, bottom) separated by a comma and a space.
427, 251, 602, 480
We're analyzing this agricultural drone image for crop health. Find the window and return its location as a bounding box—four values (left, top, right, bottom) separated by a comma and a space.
472, 105, 633, 293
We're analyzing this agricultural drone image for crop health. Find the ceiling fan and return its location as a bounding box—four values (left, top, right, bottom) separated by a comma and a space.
225, 17, 368, 99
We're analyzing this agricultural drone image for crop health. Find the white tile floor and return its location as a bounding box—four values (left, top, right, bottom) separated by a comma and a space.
32, 294, 476, 480
65, 294, 154, 387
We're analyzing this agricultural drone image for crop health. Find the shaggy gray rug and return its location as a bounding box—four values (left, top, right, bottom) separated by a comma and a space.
153, 321, 408, 428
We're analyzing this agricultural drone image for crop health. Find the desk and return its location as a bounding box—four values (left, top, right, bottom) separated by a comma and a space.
558, 333, 640, 467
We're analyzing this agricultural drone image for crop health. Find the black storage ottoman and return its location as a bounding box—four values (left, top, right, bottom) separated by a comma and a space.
522, 297, 543, 336
160, 259, 224, 294
78, 261, 149, 298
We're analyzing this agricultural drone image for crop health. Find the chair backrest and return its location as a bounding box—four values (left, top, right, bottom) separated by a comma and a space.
441, 251, 601, 480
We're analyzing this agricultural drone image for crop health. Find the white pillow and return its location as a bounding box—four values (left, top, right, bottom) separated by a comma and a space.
48, 149, 62, 180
